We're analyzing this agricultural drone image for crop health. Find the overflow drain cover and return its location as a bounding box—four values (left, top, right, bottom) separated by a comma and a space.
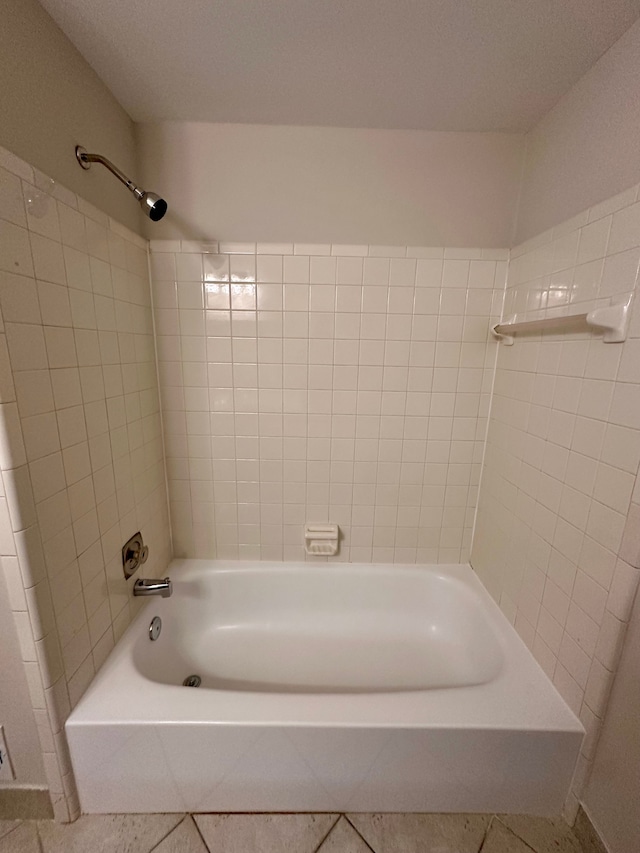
183, 674, 201, 688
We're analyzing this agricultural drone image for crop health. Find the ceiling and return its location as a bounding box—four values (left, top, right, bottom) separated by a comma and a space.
39, 0, 640, 132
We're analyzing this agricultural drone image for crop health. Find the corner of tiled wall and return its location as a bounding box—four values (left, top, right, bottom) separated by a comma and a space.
471, 180, 640, 820
0, 144, 171, 819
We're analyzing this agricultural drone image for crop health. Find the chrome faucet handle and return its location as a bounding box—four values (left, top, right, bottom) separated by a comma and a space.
122, 531, 149, 579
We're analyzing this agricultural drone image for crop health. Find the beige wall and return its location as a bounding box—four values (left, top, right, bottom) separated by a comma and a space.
516, 17, 640, 244
584, 581, 640, 853
136, 122, 524, 247
5, 0, 638, 250
0, 0, 140, 233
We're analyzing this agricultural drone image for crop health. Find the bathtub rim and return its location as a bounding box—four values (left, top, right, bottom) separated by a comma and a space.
67, 559, 584, 737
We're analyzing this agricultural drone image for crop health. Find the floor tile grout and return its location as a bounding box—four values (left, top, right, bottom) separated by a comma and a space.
0, 823, 19, 840
2, 823, 25, 847
0, 821, 44, 853
148, 814, 189, 853
342, 815, 380, 853
492, 816, 549, 853
310, 814, 342, 853
190, 814, 214, 853
476, 814, 495, 853
0, 823, 21, 843
4, 811, 589, 853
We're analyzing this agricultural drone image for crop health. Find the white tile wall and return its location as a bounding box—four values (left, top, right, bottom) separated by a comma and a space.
150, 241, 507, 563
471, 180, 640, 818
0, 145, 171, 820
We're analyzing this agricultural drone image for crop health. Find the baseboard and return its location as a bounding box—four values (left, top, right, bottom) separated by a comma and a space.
575, 805, 608, 853
0, 787, 53, 820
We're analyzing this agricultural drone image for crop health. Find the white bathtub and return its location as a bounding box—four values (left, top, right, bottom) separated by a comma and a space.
66, 560, 583, 814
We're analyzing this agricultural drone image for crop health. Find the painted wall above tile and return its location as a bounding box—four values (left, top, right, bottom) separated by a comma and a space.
137, 123, 524, 247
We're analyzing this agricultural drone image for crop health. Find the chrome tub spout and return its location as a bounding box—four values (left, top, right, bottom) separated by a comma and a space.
133, 577, 172, 598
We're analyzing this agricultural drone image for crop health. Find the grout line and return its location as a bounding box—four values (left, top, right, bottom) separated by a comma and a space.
147, 815, 188, 853
343, 815, 379, 853
0, 821, 21, 843
490, 817, 539, 853
190, 813, 214, 853
476, 814, 495, 853
33, 820, 44, 853
310, 814, 342, 853
146, 246, 174, 560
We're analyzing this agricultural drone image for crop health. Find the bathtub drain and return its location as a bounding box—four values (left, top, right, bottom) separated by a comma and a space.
183, 675, 201, 688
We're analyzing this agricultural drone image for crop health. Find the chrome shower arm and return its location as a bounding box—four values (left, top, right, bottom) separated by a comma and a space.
76, 147, 144, 199
75, 145, 167, 221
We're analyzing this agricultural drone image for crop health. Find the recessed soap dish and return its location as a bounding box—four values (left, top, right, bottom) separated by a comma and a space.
305, 523, 339, 556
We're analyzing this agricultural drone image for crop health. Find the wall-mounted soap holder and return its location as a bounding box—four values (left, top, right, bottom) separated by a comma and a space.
304, 523, 340, 556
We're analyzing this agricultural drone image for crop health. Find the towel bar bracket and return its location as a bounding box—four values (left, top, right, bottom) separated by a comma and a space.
492, 295, 632, 345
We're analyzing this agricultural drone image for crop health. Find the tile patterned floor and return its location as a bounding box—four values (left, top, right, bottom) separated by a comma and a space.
0, 812, 588, 853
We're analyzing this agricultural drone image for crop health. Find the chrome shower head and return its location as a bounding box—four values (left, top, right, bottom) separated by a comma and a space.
75, 146, 168, 222
139, 192, 168, 222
